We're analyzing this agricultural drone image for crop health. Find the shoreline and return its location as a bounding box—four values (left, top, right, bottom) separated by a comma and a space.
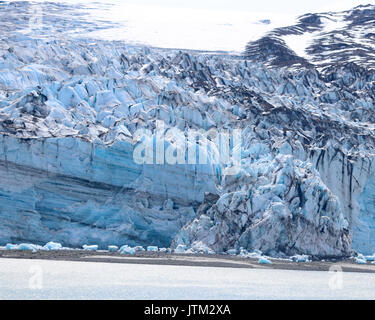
1, 250, 374, 274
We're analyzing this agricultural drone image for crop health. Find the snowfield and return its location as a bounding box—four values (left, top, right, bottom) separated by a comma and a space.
1, 258, 375, 299
7, 0, 295, 53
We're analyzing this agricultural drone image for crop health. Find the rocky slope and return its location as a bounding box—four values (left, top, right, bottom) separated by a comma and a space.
245, 4, 375, 71
0, 1, 374, 257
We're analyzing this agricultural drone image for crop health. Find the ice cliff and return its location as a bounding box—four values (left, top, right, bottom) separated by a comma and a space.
0, 1, 375, 257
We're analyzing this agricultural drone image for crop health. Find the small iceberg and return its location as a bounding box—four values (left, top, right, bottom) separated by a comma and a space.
147, 246, 158, 252
226, 249, 237, 256
365, 255, 375, 262
174, 244, 187, 254
355, 258, 367, 264
108, 245, 118, 252
82, 244, 98, 251
291, 255, 310, 263
43, 242, 62, 251
19, 243, 42, 252
6, 243, 19, 250
258, 257, 272, 265
119, 245, 136, 255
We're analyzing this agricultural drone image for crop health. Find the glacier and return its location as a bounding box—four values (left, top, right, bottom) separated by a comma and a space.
0, 1, 375, 257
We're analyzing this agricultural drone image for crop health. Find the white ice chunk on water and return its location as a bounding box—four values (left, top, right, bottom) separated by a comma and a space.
365, 255, 375, 262
226, 249, 237, 256
108, 245, 119, 252
43, 242, 62, 250
119, 245, 136, 255
6, 244, 19, 250
134, 246, 145, 252
239, 248, 249, 256
356, 258, 367, 264
258, 257, 272, 264
174, 244, 187, 254
18, 243, 42, 252
83, 244, 98, 251
246, 251, 263, 258
291, 255, 310, 263
147, 246, 158, 252
190, 241, 215, 254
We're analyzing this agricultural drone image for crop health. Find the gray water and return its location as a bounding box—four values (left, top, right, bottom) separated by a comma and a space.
0, 258, 374, 299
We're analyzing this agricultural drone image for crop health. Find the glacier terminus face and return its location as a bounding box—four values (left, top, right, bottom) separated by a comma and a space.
0, 1, 375, 258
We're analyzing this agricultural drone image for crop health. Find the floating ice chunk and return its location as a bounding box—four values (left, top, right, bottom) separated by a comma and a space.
159, 248, 168, 253
258, 257, 272, 264
147, 246, 158, 252
123, 248, 136, 255
6, 244, 19, 250
355, 258, 367, 264
82, 244, 98, 251
174, 244, 187, 254
43, 242, 62, 251
119, 245, 136, 255
18, 243, 41, 252
246, 251, 263, 258
191, 241, 215, 254
365, 255, 375, 262
239, 248, 248, 256
108, 245, 119, 252
291, 255, 310, 262
357, 253, 366, 260
226, 249, 237, 256
134, 246, 145, 252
